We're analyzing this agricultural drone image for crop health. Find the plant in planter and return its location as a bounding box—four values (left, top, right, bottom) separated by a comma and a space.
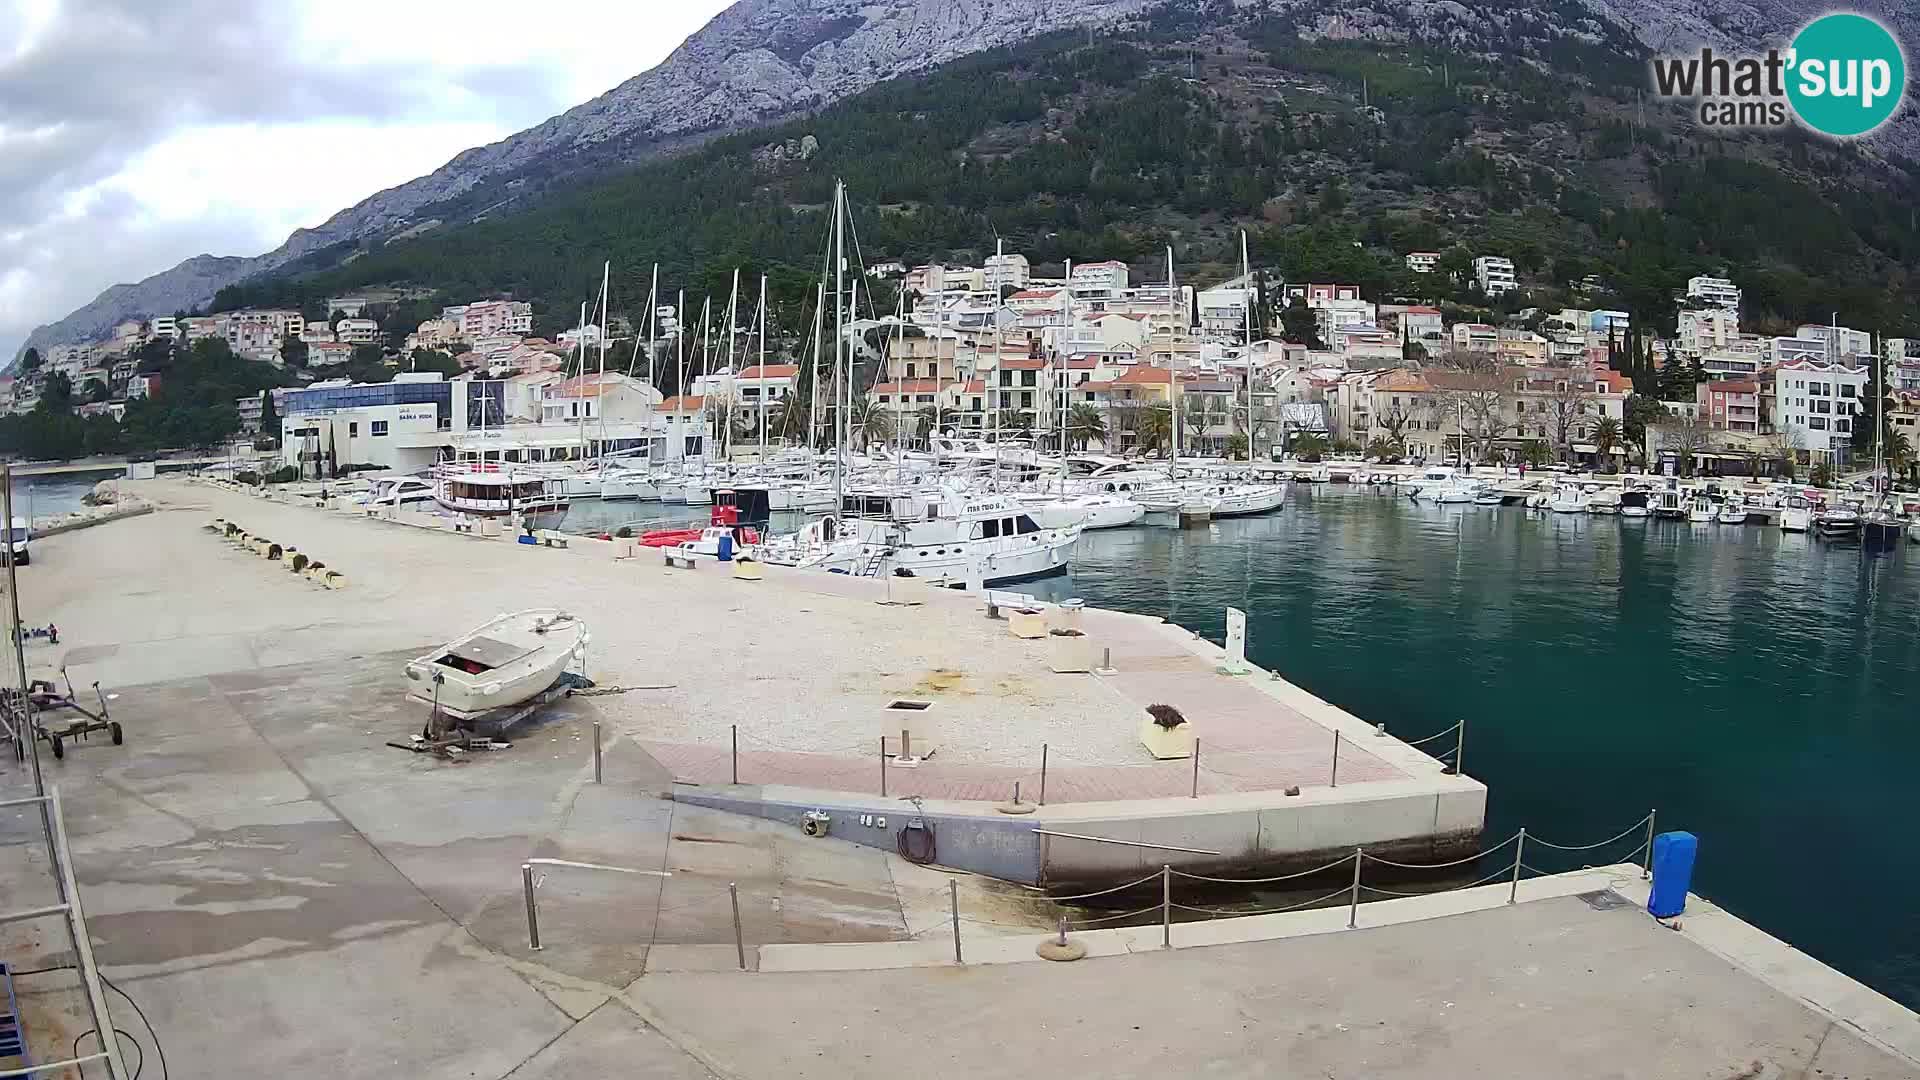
290, 553, 309, 573
614, 526, 634, 539
612, 524, 637, 559
1139, 702, 1194, 760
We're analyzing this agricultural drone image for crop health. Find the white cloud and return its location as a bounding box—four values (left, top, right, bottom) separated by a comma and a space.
0, 0, 733, 360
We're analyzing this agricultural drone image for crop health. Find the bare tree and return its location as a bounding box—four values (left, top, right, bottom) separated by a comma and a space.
1656, 416, 1713, 475
1435, 371, 1510, 462
1546, 378, 1593, 462
1434, 348, 1501, 375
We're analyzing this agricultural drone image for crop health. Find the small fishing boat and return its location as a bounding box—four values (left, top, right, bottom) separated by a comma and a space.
405, 609, 588, 720
1618, 490, 1651, 519
1815, 502, 1862, 540
1586, 490, 1620, 515
1716, 498, 1747, 525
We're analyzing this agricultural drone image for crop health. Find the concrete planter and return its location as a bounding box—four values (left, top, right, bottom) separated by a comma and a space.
1007, 608, 1048, 639
1138, 715, 1195, 760
880, 699, 937, 758
1047, 630, 1096, 673
731, 559, 764, 581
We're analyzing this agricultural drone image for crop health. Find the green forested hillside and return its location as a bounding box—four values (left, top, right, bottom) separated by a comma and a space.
214, 0, 1920, 387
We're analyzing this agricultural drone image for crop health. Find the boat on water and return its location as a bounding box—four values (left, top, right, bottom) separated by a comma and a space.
404, 610, 587, 720
1716, 498, 1748, 525
1548, 484, 1587, 514
764, 490, 1080, 586
1619, 490, 1651, 519
1016, 492, 1146, 531
432, 466, 572, 530
1862, 507, 1904, 550
1779, 494, 1813, 532
1815, 501, 1863, 540
1586, 490, 1620, 515
1652, 488, 1686, 520
1471, 483, 1503, 506
1686, 494, 1717, 524
357, 475, 436, 509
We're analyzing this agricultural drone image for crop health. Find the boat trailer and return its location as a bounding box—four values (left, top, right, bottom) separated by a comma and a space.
2, 672, 122, 761
389, 671, 596, 759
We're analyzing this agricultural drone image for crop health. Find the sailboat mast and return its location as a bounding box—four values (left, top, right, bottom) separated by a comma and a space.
833, 180, 847, 515
675, 289, 686, 461
757, 274, 768, 461
893, 287, 906, 487
575, 300, 589, 461
810, 281, 825, 470
1241, 230, 1253, 462
596, 260, 610, 464
1168, 245, 1179, 472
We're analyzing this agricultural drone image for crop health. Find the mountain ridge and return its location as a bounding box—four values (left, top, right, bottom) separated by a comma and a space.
17, 0, 1917, 360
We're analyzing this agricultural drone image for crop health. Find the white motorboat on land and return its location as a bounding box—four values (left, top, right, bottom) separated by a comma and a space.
432, 467, 571, 530
1779, 494, 1813, 532
404, 609, 587, 721
1687, 494, 1717, 523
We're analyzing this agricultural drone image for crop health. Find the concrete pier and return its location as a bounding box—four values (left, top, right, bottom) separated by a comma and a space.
0, 478, 1910, 1079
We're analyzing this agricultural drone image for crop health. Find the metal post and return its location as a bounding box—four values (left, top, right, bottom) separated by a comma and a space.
1, 466, 51, 864
949, 880, 962, 964
729, 882, 746, 970
1161, 864, 1172, 948
1509, 828, 1526, 905
1330, 730, 1341, 787
1454, 714, 1467, 777
1347, 848, 1363, 928
592, 721, 602, 784
1039, 743, 1048, 806
879, 738, 887, 798
522, 863, 541, 950
1642, 809, 1657, 879
1056, 916, 1070, 948
1190, 738, 1201, 799
731, 724, 738, 785
49, 789, 126, 1080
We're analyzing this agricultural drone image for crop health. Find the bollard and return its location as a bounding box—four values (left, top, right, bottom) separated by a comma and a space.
729, 882, 746, 970
1039, 743, 1048, 806
880, 738, 888, 798
1509, 828, 1526, 905
1642, 809, 1657, 879
592, 721, 602, 784
1013, 780, 1021, 805
731, 725, 739, 786
1330, 730, 1341, 788
522, 863, 541, 951
1347, 848, 1363, 928
1161, 864, 1172, 948
1190, 739, 1201, 799
950, 880, 962, 964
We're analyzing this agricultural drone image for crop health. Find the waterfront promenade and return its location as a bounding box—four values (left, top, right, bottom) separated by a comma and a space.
0, 480, 1912, 1077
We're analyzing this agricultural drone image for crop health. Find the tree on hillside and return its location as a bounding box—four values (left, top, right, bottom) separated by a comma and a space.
81, 378, 108, 404
19, 348, 41, 373
37, 372, 73, 413
1623, 395, 1666, 457
281, 338, 309, 368
408, 348, 461, 377
258, 393, 280, 444
1279, 297, 1324, 349
1852, 358, 1893, 459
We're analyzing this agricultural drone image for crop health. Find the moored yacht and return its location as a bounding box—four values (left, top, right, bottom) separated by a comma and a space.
432, 466, 571, 530
765, 490, 1080, 585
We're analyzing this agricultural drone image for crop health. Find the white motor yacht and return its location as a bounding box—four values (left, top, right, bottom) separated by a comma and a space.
771, 490, 1080, 586
1017, 492, 1145, 531
404, 609, 587, 720
358, 475, 436, 509
1716, 498, 1748, 525
1779, 494, 1812, 533
1548, 484, 1587, 513
1687, 494, 1717, 523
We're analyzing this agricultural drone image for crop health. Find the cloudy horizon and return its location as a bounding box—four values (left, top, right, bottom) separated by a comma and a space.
0, 0, 734, 360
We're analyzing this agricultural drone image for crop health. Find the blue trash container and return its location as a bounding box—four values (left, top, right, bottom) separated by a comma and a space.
717, 533, 734, 562
1647, 831, 1696, 919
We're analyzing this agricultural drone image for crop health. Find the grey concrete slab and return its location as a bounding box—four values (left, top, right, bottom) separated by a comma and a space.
503, 1001, 718, 1080
627, 896, 1920, 1080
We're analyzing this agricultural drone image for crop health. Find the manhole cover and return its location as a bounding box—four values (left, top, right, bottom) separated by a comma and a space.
1579, 889, 1633, 911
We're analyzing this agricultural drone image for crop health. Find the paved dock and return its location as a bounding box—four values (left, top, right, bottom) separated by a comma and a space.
0, 479, 1911, 1078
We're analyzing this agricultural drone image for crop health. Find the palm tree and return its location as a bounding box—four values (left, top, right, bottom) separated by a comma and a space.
995, 409, 1034, 437
1291, 432, 1329, 461
1066, 403, 1107, 450
914, 405, 941, 448
769, 395, 811, 445
849, 398, 894, 450
1137, 404, 1173, 453
1590, 415, 1621, 472
1888, 430, 1914, 482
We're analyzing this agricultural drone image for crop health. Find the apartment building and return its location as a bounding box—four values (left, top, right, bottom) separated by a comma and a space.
1404, 251, 1439, 274
1473, 256, 1517, 296
1685, 275, 1742, 311
453, 300, 533, 339
983, 252, 1031, 291
1677, 308, 1740, 355
335, 318, 381, 344
1774, 359, 1867, 460
1699, 379, 1762, 434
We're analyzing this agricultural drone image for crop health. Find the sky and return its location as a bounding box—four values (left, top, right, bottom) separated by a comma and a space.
0, 0, 735, 360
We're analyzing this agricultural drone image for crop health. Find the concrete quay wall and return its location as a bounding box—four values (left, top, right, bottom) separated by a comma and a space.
673, 774, 1485, 890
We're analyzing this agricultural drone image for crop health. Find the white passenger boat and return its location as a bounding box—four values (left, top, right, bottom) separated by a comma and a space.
1779, 494, 1812, 532
1194, 483, 1288, 518
1687, 494, 1717, 523
404, 609, 587, 720
432, 467, 571, 530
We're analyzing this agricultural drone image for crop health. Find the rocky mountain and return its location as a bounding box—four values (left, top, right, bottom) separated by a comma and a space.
18, 0, 1917, 360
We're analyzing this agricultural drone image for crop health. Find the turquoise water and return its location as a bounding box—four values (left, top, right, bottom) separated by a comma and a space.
1048, 486, 1920, 1009
570, 485, 1920, 1005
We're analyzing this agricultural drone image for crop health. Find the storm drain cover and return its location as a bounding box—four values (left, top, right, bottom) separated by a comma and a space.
1579, 889, 1633, 911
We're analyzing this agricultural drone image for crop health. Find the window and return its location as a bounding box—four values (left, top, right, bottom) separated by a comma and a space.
370, 420, 389, 437
906, 363, 917, 378
1015, 515, 1040, 535
1021, 370, 1037, 387
1836, 419, 1851, 432
1020, 392, 1033, 409
978, 518, 1000, 539
999, 371, 1012, 387
348, 422, 359, 436
1809, 417, 1829, 430
1840, 384, 1856, 398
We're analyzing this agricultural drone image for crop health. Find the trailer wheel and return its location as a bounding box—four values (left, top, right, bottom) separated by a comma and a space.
49, 735, 62, 760
109, 722, 123, 746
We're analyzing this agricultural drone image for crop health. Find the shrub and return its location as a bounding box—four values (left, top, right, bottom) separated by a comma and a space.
234, 470, 261, 486
614, 525, 634, 539
290, 553, 309, 572
1146, 703, 1186, 730
264, 465, 300, 484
